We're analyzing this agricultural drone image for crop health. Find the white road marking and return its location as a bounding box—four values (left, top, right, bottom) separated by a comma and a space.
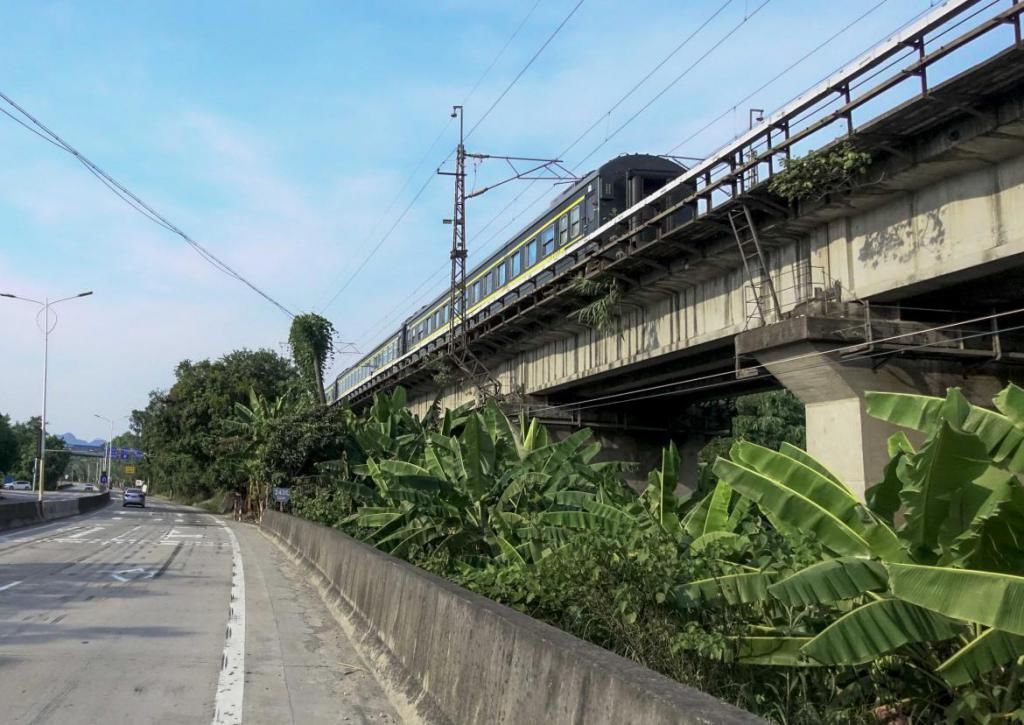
112, 525, 143, 542
111, 568, 156, 582
0, 580, 22, 592
66, 526, 105, 540
212, 520, 244, 725
164, 528, 203, 539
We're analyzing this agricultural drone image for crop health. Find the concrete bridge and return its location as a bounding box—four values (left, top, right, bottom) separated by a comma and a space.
342, 0, 1024, 495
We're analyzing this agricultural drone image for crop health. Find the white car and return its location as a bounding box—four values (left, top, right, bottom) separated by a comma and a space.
4, 480, 33, 491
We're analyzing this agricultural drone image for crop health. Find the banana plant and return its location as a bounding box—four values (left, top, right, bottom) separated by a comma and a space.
679, 384, 1024, 694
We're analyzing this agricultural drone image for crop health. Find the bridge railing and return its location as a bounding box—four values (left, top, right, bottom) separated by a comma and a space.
591, 0, 1023, 250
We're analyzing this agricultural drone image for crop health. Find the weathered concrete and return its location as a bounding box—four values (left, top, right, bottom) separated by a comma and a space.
0, 492, 109, 532
261, 510, 762, 725
754, 341, 1006, 498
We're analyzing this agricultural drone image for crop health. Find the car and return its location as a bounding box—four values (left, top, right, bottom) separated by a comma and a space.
3, 480, 33, 491
123, 487, 146, 508
83, 483, 98, 492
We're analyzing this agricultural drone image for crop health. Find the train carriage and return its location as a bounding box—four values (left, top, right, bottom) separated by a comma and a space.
330, 153, 692, 403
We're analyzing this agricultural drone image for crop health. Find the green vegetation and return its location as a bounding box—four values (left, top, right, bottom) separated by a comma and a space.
768, 142, 873, 203
569, 276, 621, 332
0, 413, 69, 489
129, 336, 1024, 720
288, 313, 336, 405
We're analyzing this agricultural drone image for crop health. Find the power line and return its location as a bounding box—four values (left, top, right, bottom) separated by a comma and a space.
0, 90, 296, 318
319, 0, 577, 316
664, 0, 893, 156
314, 0, 547, 312
348, 0, 746, 347
466, 0, 587, 140
529, 306, 1024, 415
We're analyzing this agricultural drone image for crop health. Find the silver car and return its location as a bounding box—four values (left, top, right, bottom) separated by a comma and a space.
123, 488, 146, 508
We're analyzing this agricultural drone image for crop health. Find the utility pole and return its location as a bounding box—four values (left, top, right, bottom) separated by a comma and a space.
438, 106, 574, 403
447, 105, 468, 359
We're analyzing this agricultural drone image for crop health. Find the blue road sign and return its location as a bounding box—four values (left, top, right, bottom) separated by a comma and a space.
120, 450, 129, 460
100, 473, 108, 484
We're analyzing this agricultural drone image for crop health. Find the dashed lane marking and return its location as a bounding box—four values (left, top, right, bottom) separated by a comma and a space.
0, 580, 22, 592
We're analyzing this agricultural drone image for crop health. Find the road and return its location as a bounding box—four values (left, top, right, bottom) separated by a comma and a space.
0, 495, 400, 724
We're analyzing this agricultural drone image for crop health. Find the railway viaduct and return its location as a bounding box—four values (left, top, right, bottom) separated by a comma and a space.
344, 0, 1024, 497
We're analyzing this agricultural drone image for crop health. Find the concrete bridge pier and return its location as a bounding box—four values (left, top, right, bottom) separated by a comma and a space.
736, 309, 1010, 499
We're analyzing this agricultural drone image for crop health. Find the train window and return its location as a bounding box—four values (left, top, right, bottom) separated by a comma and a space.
541, 225, 555, 256
569, 206, 581, 237
526, 239, 538, 266
498, 263, 507, 286
511, 252, 521, 276
473, 280, 482, 303
558, 214, 568, 246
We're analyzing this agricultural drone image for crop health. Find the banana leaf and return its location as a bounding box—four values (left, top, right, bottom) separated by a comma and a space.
534, 509, 632, 535
494, 535, 527, 567
888, 563, 1024, 636
897, 420, 990, 556
377, 460, 433, 477
864, 391, 944, 432
733, 636, 819, 666
581, 498, 640, 530
674, 571, 774, 608
779, 442, 842, 485
865, 433, 913, 525
733, 441, 904, 561
801, 598, 961, 665
702, 481, 733, 535
462, 414, 494, 500
712, 457, 873, 557
690, 531, 747, 554
936, 628, 1024, 686
993, 382, 1024, 429
768, 557, 889, 607
681, 492, 711, 539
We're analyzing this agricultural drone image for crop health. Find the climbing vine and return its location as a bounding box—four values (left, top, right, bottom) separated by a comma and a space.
569, 276, 621, 332
768, 142, 872, 202
288, 313, 336, 405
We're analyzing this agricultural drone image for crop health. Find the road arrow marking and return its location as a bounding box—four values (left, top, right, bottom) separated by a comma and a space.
111, 568, 156, 582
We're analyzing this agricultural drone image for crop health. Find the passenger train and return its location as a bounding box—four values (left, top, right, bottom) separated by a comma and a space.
327, 154, 690, 404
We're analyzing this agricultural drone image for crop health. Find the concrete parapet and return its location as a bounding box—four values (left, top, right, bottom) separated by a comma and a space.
0, 492, 110, 532
261, 510, 762, 725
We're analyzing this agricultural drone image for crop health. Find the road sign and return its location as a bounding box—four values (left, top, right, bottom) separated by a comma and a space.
272, 487, 290, 503
124, 464, 136, 474
100, 473, 108, 484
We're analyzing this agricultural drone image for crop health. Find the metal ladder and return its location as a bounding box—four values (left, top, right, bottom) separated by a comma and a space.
728, 204, 782, 325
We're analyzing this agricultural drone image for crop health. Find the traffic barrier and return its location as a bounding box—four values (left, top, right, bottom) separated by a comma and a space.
262, 510, 762, 725
0, 492, 110, 532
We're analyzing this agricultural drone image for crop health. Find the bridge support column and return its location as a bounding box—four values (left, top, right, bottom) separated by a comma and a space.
737, 316, 1008, 499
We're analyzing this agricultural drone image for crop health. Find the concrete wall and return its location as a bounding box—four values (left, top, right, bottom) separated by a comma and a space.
0, 492, 110, 532
261, 510, 762, 725
409, 150, 1024, 416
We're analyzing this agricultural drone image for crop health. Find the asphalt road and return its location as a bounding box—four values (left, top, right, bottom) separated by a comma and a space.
0, 496, 400, 724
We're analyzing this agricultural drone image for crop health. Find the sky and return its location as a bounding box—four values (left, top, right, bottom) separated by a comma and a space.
0, 0, 965, 441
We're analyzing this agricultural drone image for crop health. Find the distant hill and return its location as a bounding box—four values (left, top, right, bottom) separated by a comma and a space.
61, 432, 106, 450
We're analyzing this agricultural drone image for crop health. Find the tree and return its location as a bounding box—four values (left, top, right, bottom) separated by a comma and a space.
0, 413, 17, 474
288, 313, 335, 405
133, 349, 298, 500
8, 416, 70, 489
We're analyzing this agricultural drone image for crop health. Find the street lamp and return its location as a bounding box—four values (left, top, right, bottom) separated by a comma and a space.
1, 290, 93, 501
93, 413, 128, 489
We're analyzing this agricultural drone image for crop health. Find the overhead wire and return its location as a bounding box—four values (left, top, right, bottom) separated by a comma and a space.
350, 0, 739, 346
320, 0, 584, 316
0, 90, 296, 317
314, 0, 545, 312
527, 306, 1024, 415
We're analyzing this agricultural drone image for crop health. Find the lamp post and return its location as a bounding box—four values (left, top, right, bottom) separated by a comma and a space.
1, 290, 93, 501
93, 413, 127, 490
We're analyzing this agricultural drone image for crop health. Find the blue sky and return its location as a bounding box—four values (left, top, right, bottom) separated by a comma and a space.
0, 0, 952, 440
